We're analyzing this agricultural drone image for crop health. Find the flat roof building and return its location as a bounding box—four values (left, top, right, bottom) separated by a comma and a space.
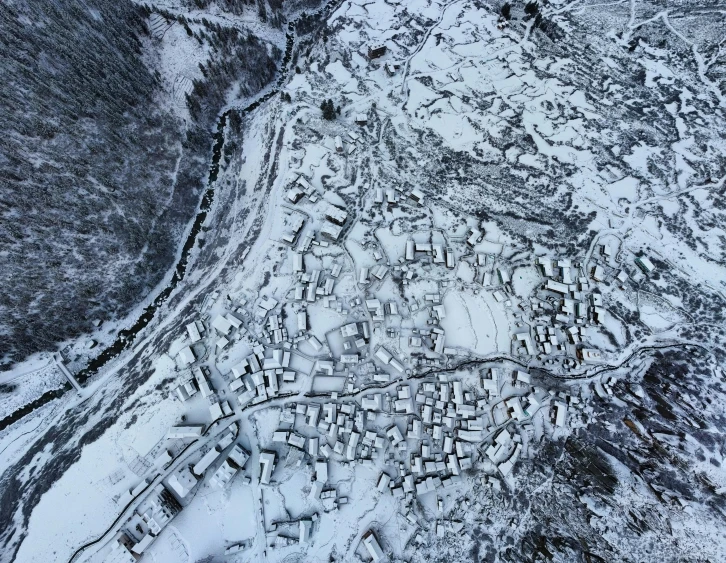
546, 279, 569, 294
368, 44, 387, 59
259, 451, 276, 484
167, 425, 204, 439
300, 520, 313, 544
297, 310, 307, 332
446, 247, 455, 269
377, 473, 391, 492
321, 222, 343, 240
363, 530, 384, 561
177, 346, 195, 366
554, 401, 567, 427
537, 257, 554, 277
193, 446, 222, 476
325, 204, 348, 225
167, 466, 198, 498
212, 314, 234, 335
292, 252, 304, 273
186, 322, 201, 344
405, 240, 414, 261
635, 256, 655, 273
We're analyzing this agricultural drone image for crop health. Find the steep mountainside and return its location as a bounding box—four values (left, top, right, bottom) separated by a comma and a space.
0, 0, 290, 368
0, 1, 191, 366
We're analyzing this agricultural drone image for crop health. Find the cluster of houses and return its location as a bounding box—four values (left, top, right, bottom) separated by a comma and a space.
106, 423, 251, 560
252, 361, 577, 510
144, 297, 578, 560
172, 303, 315, 420
105, 484, 182, 561
478, 245, 656, 370
162, 169, 607, 485
403, 239, 455, 269
107, 182, 636, 562
101, 43, 660, 560
529, 256, 609, 361
537, 251, 653, 360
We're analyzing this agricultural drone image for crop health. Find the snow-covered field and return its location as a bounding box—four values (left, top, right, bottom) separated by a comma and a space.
3, 0, 726, 561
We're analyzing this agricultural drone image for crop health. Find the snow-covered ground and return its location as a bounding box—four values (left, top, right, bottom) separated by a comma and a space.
3, 0, 726, 561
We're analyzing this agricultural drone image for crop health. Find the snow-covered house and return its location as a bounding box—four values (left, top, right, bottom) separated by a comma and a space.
259, 451, 276, 484
367, 44, 387, 59
635, 256, 655, 274
177, 346, 196, 366
409, 189, 424, 205
186, 321, 202, 344
167, 466, 198, 499
363, 530, 384, 561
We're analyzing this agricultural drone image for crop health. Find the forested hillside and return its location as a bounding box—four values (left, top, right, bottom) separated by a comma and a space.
0, 0, 292, 368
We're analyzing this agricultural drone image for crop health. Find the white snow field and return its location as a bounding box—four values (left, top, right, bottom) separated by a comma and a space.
3, 0, 726, 562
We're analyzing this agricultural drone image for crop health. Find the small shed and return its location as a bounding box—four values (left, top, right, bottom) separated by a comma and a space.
363, 530, 385, 561
178, 346, 196, 366
368, 44, 387, 59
